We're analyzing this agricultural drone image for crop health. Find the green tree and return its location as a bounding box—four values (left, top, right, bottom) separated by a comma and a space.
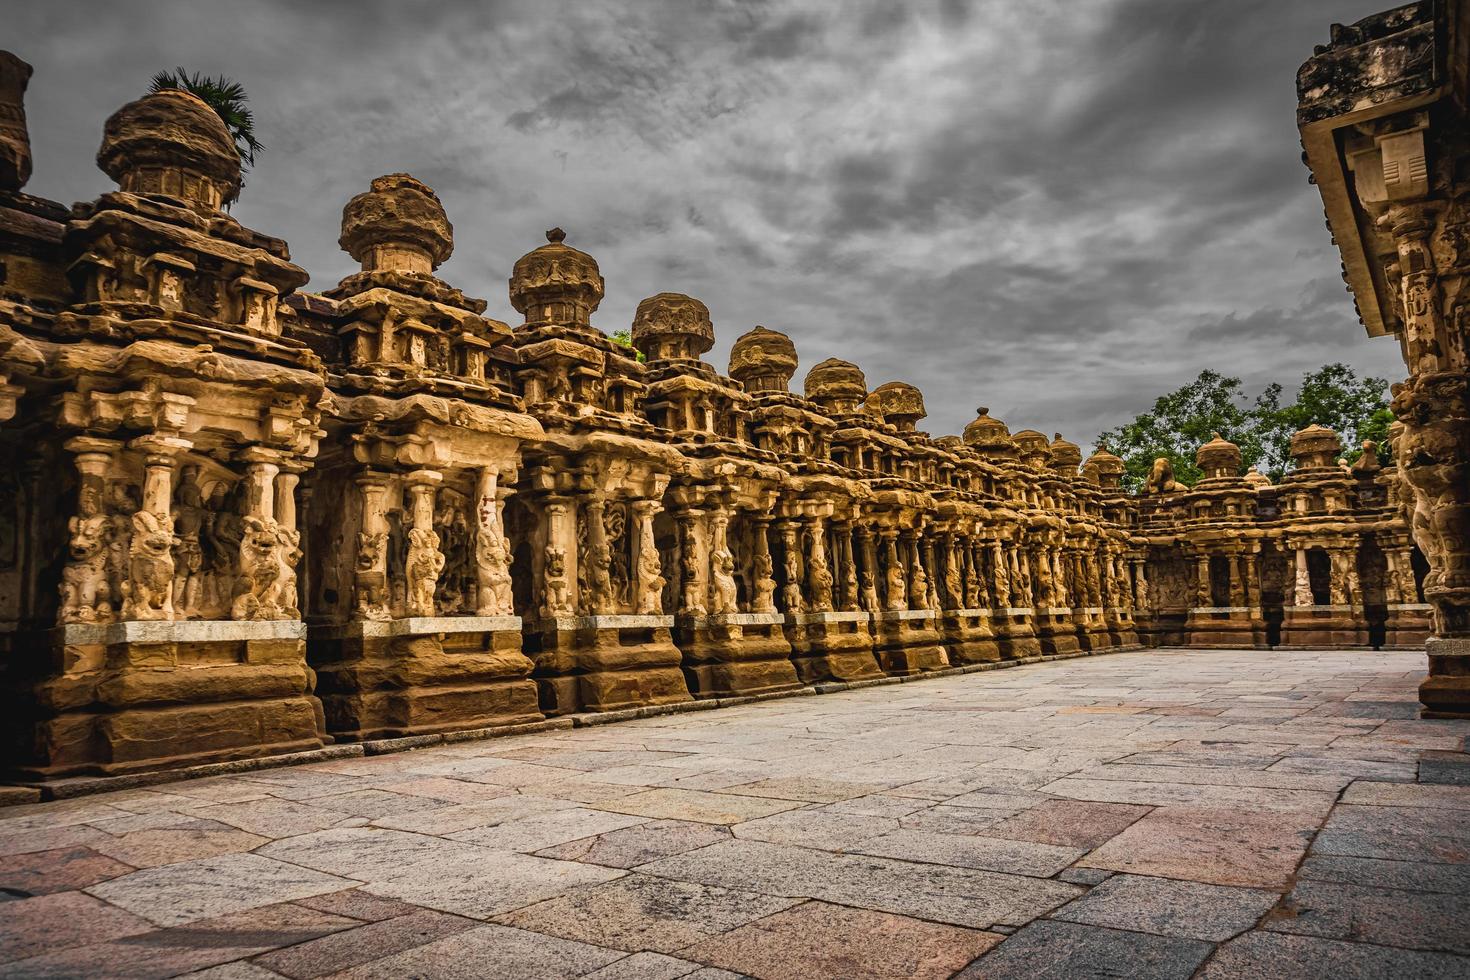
610, 328, 645, 362
1097, 363, 1390, 491
148, 68, 262, 174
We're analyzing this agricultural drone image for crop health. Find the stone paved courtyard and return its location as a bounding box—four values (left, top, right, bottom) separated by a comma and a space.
1, 648, 1469, 979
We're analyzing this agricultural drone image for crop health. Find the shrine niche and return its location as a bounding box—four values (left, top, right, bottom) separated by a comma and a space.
0, 39, 1443, 787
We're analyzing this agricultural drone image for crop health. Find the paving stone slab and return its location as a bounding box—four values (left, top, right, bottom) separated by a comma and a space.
1266, 879, 1470, 954
535, 819, 733, 870
1199, 931, 1470, 980
953, 919, 1212, 979
1051, 873, 1278, 941
319, 922, 625, 979
360, 850, 626, 919
0, 844, 135, 895
494, 872, 801, 953
852, 829, 1085, 877
683, 899, 1002, 980
254, 909, 477, 978
86, 852, 357, 927
0, 890, 153, 963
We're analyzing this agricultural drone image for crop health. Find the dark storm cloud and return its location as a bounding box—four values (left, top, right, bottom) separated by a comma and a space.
10, 0, 1404, 448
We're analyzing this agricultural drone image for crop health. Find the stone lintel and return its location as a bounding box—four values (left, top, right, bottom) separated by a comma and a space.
537, 614, 675, 631
57, 619, 306, 645
873, 609, 935, 622
679, 612, 786, 628
788, 610, 868, 626
321, 615, 522, 639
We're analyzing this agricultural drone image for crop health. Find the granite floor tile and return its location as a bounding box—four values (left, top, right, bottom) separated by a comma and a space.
581, 951, 710, 980
981, 799, 1152, 848
494, 872, 801, 953
1297, 853, 1470, 894
448, 807, 649, 851
360, 850, 626, 918
953, 919, 1212, 979
1199, 931, 1470, 979
192, 799, 352, 838
535, 819, 733, 870
0, 823, 112, 857
1078, 803, 1323, 888
1340, 780, 1470, 810
257, 827, 492, 882
1312, 803, 1470, 864
684, 900, 1002, 980
254, 909, 477, 978
852, 829, 1085, 877
719, 776, 881, 803
320, 922, 624, 979
367, 794, 578, 835
89, 820, 269, 869
731, 808, 897, 850
1266, 879, 1470, 954
0, 844, 135, 895
292, 888, 424, 922
86, 853, 356, 927
0, 890, 153, 962
1051, 873, 1278, 941
599, 787, 805, 825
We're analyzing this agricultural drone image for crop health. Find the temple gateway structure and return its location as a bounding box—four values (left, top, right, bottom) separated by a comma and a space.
0, 28, 1449, 784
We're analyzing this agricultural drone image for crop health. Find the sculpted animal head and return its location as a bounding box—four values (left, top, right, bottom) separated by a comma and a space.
68, 515, 109, 561
241, 516, 279, 563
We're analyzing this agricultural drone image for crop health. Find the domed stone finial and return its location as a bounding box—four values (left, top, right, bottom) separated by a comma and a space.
0, 51, 34, 192
729, 325, 797, 393
630, 292, 714, 362
339, 173, 453, 275
962, 406, 1015, 458
1012, 429, 1052, 469
804, 358, 867, 415
1048, 432, 1082, 474
1289, 423, 1342, 471
1084, 446, 1126, 489
509, 226, 604, 330
1196, 431, 1242, 480
97, 87, 242, 208
867, 381, 927, 432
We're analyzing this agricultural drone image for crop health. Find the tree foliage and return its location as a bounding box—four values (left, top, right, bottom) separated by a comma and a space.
609, 328, 645, 362
1097, 363, 1390, 492
148, 68, 262, 172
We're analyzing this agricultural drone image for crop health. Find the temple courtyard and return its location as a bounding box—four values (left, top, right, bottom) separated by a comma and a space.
0, 648, 1468, 979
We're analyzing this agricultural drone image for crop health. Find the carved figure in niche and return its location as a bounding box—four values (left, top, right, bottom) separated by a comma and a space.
841, 552, 859, 611
543, 545, 571, 617
121, 509, 175, 620
1395, 379, 1470, 595
710, 549, 738, 614
860, 566, 879, 613
604, 505, 630, 607
232, 516, 296, 620
588, 537, 614, 613
405, 526, 444, 617
1294, 554, 1313, 605
680, 545, 706, 615
60, 481, 112, 624
385, 509, 407, 608
474, 522, 513, 617
783, 545, 804, 614
884, 553, 906, 612
636, 545, 665, 614
1144, 457, 1188, 494
171, 466, 207, 617
807, 549, 834, 613
909, 556, 930, 610
434, 492, 472, 613
1032, 553, 1054, 607
356, 531, 391, 621
944, 554, 963, 610
752, 551, 777, 613
204, 482, 243, 610
106, 482, 141, 607
1013, 554, 1032, 607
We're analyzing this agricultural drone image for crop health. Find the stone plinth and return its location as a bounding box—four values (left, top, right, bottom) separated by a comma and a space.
1184, 607, 1267, 649
1381, 603, 1432, 650
992, 607, 1043, 659
1034, 607, 1082, 656
310, 617, 540, 741
3, 621, 324, 779
674, 612, 802, 699
939, 608, 1002, 664
784, 610, 884, 684
871, 609, 950, 676
1277, 605, 1369, 650
527, 615, 692, 715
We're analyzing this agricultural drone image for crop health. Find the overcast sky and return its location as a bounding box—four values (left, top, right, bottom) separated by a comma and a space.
12, 0, 1405, 448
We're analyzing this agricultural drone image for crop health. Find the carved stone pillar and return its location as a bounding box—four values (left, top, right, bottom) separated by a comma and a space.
882, 530, 905, 611
403, 470, 443, 618
354, 473, 391, 621
632, 499, 665, 615
121, 434, 189, 621
806, 515, 834, 613
857, 525, 880, 613
779, 520, 803, 614
749, 516, 777, 613
1329, 548, 1350, 606
708, 507, 737, 615
473, 468, 513, 617
990, 541, 1010, 607
1242, 552, 1259, 608
1194, 554, 1211, 608
1293, 547, 1312, 607
835, 522, 860, 612
585, 495, 614, 615
676, 508, 706, 616
58, 437, 121, 625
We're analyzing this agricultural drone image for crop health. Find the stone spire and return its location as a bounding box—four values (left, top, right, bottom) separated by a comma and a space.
728, 325, 797, 393
97, 87, 242, 208
804, 357, 867, 414
867, 381, 927, 432
0, 52, 33, 192
339, 173, 453, 275
508, 227, 604, 331
630, 292, 714, 363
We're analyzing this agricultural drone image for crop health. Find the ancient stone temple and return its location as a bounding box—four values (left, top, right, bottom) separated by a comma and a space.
0, 49, 1439, 786
1297, 0, 1470, 717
